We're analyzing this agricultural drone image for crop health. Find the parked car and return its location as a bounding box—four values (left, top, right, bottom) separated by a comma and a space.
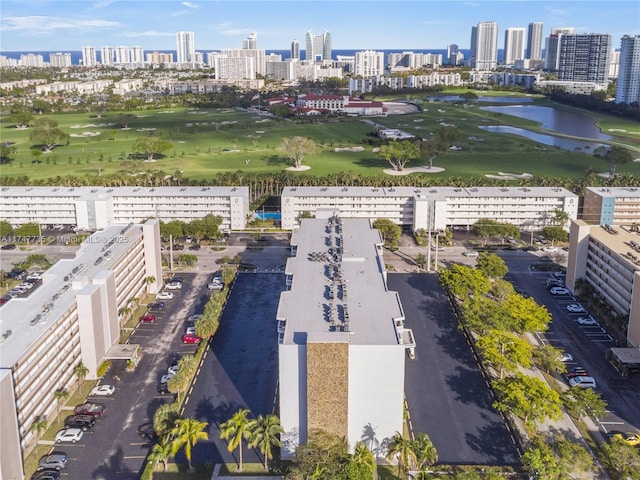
37, 453, 68, 470
8, 268, 26, 279
559, 352, 573, 362
577, 316, 598, 326
550, 287, 570, 295
137, 422, 158, 441
546, 279, 565, 289
462, 250, 479, 257
55, 428, 84, 443
185, 326, 196, 336
160, 372, 175, 384
168, 365, 179, 376
27, 272, 43, 281
140, 314, 156, 323
73, 402, 106, 416
156, 291, 174, 300
188, 243, 201, 250
568, 376, 596, 388
612, 432, 640, 446
186, 314, 202, 327
542, 246, 558, 253
148, 302, 165, 311
1, 243, 17, 250
90, 384, 115, 396
182, 333, 202, 344
64, 414, 96, 431
566, 304, 586, 313
208, 281, 223, 290
30, 470, 60, 480
157, 382, 171, 394
566, 367, 589, 379
165, 282, 182, 290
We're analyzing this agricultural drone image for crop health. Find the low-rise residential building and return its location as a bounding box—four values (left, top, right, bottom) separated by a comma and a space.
278, 215, 411, 457
35, 79, 114, 95
0, 220, 162, 480
280, 186, 578, 232
582, 187, 640, 226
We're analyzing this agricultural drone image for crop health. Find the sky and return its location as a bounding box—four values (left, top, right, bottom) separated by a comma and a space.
1, 0, 638, 52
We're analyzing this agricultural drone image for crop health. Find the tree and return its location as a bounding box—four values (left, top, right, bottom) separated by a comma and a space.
434, 125, 461, 150
412, 432, 438, 472
386, 431, 417, 479
30, 416, 48, 456
280, 136, 318, 168
439, 264, 491, 300
29, 117, 68, 152
0, 220, 14, 237
372, 218, 401, 249
593, 145, 634, 177
53, 388, 69, 425
377, 140, 420, 171
501, 294, 551, 333
9, 109, 34, 128
521, 437, 563, 479
117, 113, 136, 128
153, 402, 181, 438
351, 441, 376, 478
167, 355, 197, 401
533, 344, 567, 374
476, 252, 508, 279
460, 296, 506, 334
220, 408, 253, 472
14, 223, 40, 238
602, 435, 640, 479
551, 208, 570, 228
562, 386, 608, 419
131, 136, 173, 162
472, 219, 520, 246
149, 435, 173, 472
542, 226, 568, 245
0, 144, 16, 163
170, 418, 209, 472
420, 137, 444, 169
160, 220, 185, 238
552, 434, 593, 476
492, 373, 563, 430
248, 414, 284, 471
287, 429, 349, 480
73, 362, 89, 389
476, 330, 532, 378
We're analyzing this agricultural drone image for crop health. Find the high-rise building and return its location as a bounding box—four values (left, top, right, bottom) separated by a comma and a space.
544, 27, 575, 71
558, 33, 611, 84
49, 52, 72, 68
176, 31, 196, 64
147, 51, 174, 65
470, 21, 498, 70
82, 46, 97, 67
354, 50, 385, 77
291, 39, 300, 60
101, 46, 115, 65
243, 32, 257, 50
305, 30, 331, 62
130, 46, 144, 64
19, 54, 45, 67
526, 22, 544, 60
115, 46, 130, 64
615, 35, 640, 104
221, 48, 266, 75
447, 44, 463, 66
504, 28, 526, 66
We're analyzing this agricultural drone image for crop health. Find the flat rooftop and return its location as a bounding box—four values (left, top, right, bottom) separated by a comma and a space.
582, 221, 640, 268
277, 217, 404, 346
0, 186, 248, 199
586, 186, 640, 199
0, 223, 144, 368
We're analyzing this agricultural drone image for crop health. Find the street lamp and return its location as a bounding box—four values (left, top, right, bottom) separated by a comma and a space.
499, 341, 516, 379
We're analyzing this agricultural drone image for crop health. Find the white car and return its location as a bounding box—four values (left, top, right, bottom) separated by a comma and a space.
55, 428, 84, 443
208, 281, 223, 290
165, 282, 182, 290
160, 372, 175, 384
542, 246, 558, 253
566, 304, 586, 313
90, 384, 115, 396
569, 376, 596, 388
559, 352, 573, 362
185, 326, 196, 336
187, 314, 202, 324
462, 251, 479, 258
167, 365, 179, 375
549, 287, 570, 295
156, 291, 174, 300
577, 316, 598, 326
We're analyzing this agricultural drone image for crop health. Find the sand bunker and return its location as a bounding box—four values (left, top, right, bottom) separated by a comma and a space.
286, 165, 311, 172
334, 146, 365, 152
69, 131, 101, 137
137, 128, 156, 132
485, 172, 533, 180
383, 165, 445, 176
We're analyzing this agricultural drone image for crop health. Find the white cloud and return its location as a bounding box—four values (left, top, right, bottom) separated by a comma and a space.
221, 28, 250, 36
182, 1, 198, 8
122, 30, 175, 37
1, 16, 121, 32
92, 1, 117, 8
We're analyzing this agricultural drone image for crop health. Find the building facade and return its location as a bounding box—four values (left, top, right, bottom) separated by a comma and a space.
101, 46, 115, 65
470, 21, 499, 70
544, 27, 575, 71
558, 33, 611, 84
305, 30, 331, 62
176, 31, 196, 64
48, 53, 72, 68
526, 22, 544, 60
0, 221, 162, 480
81, 46, 97, 67
615, 35, 640, 105
291, 39, 300, 60
278, 216, 411, 458
504, 28, 526, 66
582, 187, 640, 226
354, 50, 385, 77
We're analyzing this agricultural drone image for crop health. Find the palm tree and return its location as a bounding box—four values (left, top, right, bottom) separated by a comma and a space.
412, 432, 438, 473
53, 388, 69, 425
73, 362, 89, 391
219, 408, 252, 472
170, 418, 209, 472
248, 414, 283, 471
149, 434, 173, 472
385, 431, 416, 479
352, 440, 376, 477
30, 416, 48, 456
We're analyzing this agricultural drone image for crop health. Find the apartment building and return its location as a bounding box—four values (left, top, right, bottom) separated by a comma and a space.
566, 221, 640, 349
615, 35, 640, 105
354, 50, 385, 77
278, 215, 412, 457
470, 21, 499, 70
35, 79, 113, 95
0, 186, 250, 231
558, 33, 611, 85
280, 186, 578, 232
582, 187, 640, 226
0, 221, 162, 480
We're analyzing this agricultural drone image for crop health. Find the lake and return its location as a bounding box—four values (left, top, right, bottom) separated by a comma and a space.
426, 95, 534, 103
478, 125, 608, 152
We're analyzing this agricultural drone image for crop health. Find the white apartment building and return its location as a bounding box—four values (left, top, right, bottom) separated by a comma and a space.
266, 60, 297, 81
113, 79, 144, 95
278, 216, 411, 457
280, 186, 578, 232
168, 78, 264, 93
35, 79, 114, 95
504, 28, 526, 66
305, 30, 331, 62
115, 46, 130, 64
0, 186, 250, 231
82, 46, 97, 67
49, 53, 72, 68
130, 46, 145, 64
101, 46, 115, 65
567, 221, 640, 349
19, 54, 45, 68
0, 221, 162, 480
214, 55, 256, 80
616, 35, 640, 104
535, 80, 605, 95
582, 187, 640, 226
526, 22, 544, 60
388, 51, 443, 71
176, 31, 196, 64
355, 50, 385, 77
220, 48, 266, 76
470, 21, 499, 70
406, 72, 463, 89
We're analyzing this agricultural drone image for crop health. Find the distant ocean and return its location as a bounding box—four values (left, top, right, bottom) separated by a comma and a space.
1, 48, 476, 65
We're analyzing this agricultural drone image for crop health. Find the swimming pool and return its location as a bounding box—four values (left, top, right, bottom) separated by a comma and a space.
254, 211, 281, 220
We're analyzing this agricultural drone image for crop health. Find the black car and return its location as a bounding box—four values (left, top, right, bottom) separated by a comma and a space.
31, 470, 60, 480
171, 276, 183, 284
1, 243, 17, 250
188, 243, 201, 250
157, 382, 171, 394
8, 268, 26, 279
137, 422, 158, 441
64, 414, 96, 430
148, 302, 165, 311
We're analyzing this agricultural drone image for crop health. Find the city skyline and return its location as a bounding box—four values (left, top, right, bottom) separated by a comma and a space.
1, 0, 638, 52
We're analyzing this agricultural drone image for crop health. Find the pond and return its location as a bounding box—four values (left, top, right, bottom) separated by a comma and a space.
479, 105, 612, 140
426, 95, 534, 103
478, 125, 608, 152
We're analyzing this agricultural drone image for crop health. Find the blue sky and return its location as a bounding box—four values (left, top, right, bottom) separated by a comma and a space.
1, 0, 638, 52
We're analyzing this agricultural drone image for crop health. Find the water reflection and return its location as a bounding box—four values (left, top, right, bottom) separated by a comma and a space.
426, 96, 534, 103
478, 125, 608, 152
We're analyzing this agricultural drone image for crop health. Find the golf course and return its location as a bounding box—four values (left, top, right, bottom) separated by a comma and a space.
1, 91, 639, 186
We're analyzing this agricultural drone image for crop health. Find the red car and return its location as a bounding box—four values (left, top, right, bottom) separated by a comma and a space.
182, 333, 202, 344
73, 402, 106, 416
140, 315, 156, 323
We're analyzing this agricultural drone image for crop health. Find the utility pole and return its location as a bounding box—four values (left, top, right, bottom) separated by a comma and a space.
426, 202, 432, 273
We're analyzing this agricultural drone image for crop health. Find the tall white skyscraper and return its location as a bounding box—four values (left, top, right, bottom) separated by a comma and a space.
291, 39, 300, 60
115, 46, 130, 64
526, 22, 544, 60
558, 33, 611, 84
130, 46, 144, 64
615, 35, 640, 104
470, 21, 498, 70
49, 53, 72, 68
82, 46, 97, 67
544, 27, 575, 71
305, 30, 331, 62
101, 46, 115, 65
504, 28, 526, 66
176, 31, 196, 64
354, 50, 385, 77
243, 32, 258, 50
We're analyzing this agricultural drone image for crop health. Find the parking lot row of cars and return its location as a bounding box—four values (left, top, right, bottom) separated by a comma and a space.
1, 270, 43, 305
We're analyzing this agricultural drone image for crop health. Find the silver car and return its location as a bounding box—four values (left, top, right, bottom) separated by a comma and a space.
38, 452, 68, 470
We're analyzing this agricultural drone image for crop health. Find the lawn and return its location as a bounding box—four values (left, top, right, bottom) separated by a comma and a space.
2, 93, 639, 184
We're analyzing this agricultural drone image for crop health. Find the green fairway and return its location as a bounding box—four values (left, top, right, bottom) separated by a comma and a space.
1, 94, 639, 184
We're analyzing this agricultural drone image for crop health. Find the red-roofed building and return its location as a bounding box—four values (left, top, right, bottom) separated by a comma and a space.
295, 95, 385, 115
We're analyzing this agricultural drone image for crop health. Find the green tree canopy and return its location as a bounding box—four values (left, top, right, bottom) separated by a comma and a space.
14, 223, 40, 237
29, 117, 68, 152
248, 414, 284, 471
0, 220, 14, 237
593, 145, 634, 177
117, 113, 136, 128
476, 252, 508, 279
472, 219, 520, 246
476, 330, 532, 378
561, 386, 608, 420
160, 220, 186, 238
460, 295, 506, 334
287, 429, 349, 480
542, 226, 569, 245
0, 144, 17, 163
372, 218, 401, 249
440, 264, 491, 300
170, 417, 209, 472
377, 140, 420, 171
501, 294, 551, 333
131, 136, 173, 162
280, 136, 318, 169
9, 109, 34, 128
220, 408, 253, 472
533, 344, 567, 374
601, 435, 640, 479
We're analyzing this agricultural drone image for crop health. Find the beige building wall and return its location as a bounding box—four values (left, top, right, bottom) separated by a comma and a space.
143, 219, 163, 294
629, 272, 640, 348
0, 372, 23, 480
566, 220, 591, 291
